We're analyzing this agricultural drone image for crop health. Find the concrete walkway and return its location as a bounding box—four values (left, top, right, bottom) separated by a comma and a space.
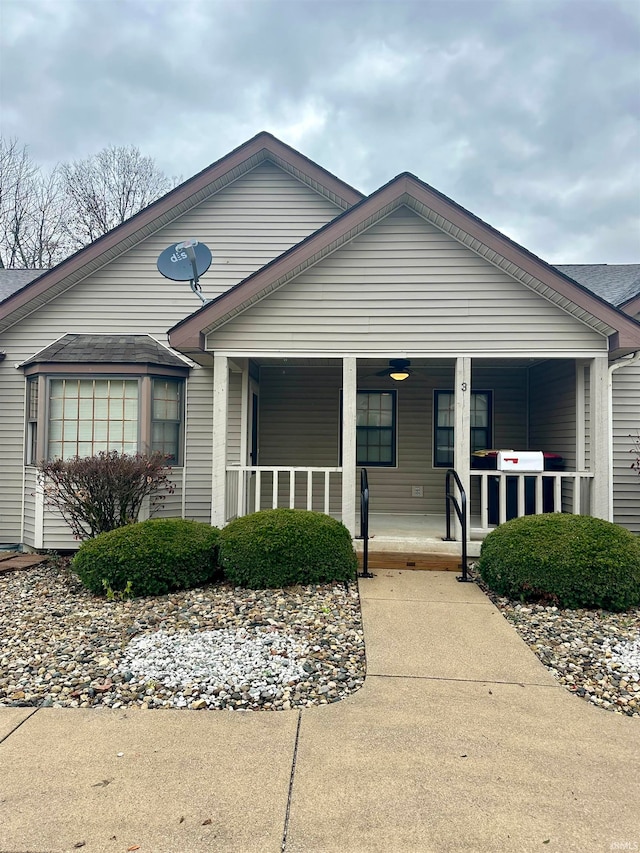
1, 571, 638, 853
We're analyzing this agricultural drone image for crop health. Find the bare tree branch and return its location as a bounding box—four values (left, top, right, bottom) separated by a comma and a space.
0, 138, 174, 269
60, 145, 173, 249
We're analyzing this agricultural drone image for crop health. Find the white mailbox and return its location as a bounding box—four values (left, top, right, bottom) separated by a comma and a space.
497, 450, 544, 472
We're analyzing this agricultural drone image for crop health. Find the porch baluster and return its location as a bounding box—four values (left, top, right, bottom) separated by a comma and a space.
554, 476, 562, 513
535, 475, 543, 514
480, 476, 488, 530
498, 476, 507, 524
289, 469, 296, 509
517, 476, 525, 517
255, 470, 261, 511
573, 476, 581, 514
324, 471, 330, 515
306, 470, 313, 511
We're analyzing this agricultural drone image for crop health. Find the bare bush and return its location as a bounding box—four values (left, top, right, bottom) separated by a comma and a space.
38, 451, 175, 539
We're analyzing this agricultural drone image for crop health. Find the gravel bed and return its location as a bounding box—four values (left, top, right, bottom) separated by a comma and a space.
0, 563, 365, 711
473, 571, 640, 717
3, 561, 638, 717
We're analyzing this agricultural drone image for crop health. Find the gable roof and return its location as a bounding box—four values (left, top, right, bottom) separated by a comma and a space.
0, 133, 364, 333
169, 172, 640, 358
554, 264, 640, 308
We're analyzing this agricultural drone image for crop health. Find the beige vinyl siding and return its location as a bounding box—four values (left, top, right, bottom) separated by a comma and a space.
528, 361, 576, 468
208, 207, 608, 355
528, 360, 577, 512
0, 364, 27, 544
22, 468, 37, 546
153, 471, 184, 521
38, 472, 186, 550
0, 162, 341, 545
612, 363, 640, 533
182, 367, 213, 523
472, 364, 528, 450
258, 365, 343, 513
357, 362, 454, 516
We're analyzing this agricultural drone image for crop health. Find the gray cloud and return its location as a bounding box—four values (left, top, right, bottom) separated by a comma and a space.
1, 0, 638, 262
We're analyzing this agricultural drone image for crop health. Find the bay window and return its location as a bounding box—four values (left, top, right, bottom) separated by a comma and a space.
25, 372, 185, 465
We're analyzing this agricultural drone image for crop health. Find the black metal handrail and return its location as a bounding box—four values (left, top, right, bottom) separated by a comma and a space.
357, 467, 373, 578
443, 468, 470, 582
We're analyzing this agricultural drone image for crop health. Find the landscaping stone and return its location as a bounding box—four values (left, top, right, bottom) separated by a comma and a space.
473, 568, 640, 717
0, 562, 365, 712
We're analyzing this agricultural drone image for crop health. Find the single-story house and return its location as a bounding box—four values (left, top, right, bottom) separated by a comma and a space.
0, 132, 638, 553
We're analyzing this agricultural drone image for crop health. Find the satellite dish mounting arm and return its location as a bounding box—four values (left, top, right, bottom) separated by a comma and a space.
157, 238, 212, 305
176, 240, 208, 305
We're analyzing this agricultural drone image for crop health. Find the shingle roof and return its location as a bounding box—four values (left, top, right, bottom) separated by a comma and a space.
0, 270, 44, 303
554, 264, 640, 308
21, 334, 190, 368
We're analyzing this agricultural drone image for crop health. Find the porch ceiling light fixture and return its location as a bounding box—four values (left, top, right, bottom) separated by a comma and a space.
379, 358, 412, 381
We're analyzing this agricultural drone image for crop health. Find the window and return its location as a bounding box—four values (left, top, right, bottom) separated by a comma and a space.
25, 373, 185, 464
151, 378, 182, 463
434, 390, 492, 467
48, 378, 139, 460
27, 378, 39, 464
356, 391, 396, 467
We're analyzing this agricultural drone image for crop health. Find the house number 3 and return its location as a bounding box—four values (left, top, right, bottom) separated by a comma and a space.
461, 382, 467, 391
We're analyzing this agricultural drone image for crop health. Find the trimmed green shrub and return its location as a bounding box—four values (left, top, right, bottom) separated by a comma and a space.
72, 518, 221, 597
218, 509, 357, 589
478, 513, 640, 611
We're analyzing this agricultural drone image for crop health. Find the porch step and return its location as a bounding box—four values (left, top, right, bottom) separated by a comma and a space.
356, 550, 462, 572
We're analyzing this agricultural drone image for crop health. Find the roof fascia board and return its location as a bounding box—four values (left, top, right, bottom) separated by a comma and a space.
620, 293, 640, 317
0, 133, 363, 332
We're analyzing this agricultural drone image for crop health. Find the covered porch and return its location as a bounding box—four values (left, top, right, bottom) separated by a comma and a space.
214, 353, 610, 546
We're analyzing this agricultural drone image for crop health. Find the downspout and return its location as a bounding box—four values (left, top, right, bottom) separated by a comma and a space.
608, 351, 640, 521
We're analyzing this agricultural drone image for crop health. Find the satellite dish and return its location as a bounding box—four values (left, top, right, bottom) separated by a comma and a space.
157, 239, 212, 304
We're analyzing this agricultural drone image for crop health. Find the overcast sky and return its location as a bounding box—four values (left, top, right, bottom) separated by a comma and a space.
1, 0, 639, 263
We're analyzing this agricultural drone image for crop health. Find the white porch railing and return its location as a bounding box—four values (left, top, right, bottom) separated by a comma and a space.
225, 466, 342, 523
470, 471, 594, 535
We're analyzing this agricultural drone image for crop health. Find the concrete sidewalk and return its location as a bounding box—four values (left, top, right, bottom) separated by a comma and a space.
1, 571, 638, 853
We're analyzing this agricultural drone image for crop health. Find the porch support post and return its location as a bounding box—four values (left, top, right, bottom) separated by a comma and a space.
590, 355, 611, 520
341, 357, 357, 536
212, 354, 229, 527
575, 360, 587, 471
454, 357, 472, 540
